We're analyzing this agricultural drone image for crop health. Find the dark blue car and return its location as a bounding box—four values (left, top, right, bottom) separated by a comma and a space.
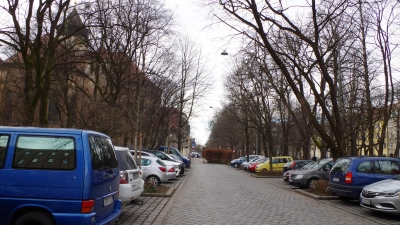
231, 157, 246, 168
328, 156, 400, 201
158, 146, 191, 168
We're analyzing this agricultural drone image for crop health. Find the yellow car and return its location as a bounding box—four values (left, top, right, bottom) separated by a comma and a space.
255, 156, 293, 173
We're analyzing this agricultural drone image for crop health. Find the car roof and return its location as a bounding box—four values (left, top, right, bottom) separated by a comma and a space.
338, 156, 400, 161
140, 155, 159, 160
0, 126, 103, 135
114, 146, 129, 151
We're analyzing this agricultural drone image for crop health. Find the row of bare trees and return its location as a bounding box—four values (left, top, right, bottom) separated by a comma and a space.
0, 0, 210, 150
206, 0, 400, 161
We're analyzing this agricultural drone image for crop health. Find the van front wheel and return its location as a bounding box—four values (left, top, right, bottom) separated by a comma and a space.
15, 212, 55, 225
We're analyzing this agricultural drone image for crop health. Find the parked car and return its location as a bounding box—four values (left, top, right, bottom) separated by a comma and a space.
255, 156, 293, 173
131, 150, 184, 177
144, 150, 185, 175
115, 146, 144, 205
242, 157, 263, 170
329, 156, 400, 201
283, 161, 317, 182
138, 156, 169, 185
164, 161, 178, 179
0, 126, 121, 225
290, 158, 333, 188
282, 160, 313, 174
231, 155, 262, 168
360, 175, 400, 213
248, 158, 269, 172
158, 146, 191, 168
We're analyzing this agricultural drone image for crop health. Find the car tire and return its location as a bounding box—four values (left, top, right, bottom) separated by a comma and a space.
306, 178, 318, 189
234, 164, 238, 168
15, 212, 55, 225
338, 196, 352, 201
146, 175, 161, 186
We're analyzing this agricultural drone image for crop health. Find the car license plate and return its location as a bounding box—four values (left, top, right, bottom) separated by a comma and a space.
333, 177, 339, 182
361, 198, 370, 205
104, 195, 113, 206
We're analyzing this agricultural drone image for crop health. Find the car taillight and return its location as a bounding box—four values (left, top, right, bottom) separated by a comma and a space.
168, 167, 175, 172
159, 167, 166, 172
82, 200, 94, 213
345, 172, 352, 184
120, 171, 129, 184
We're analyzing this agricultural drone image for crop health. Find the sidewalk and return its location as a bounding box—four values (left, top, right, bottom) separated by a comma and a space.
117, 165, 192, 225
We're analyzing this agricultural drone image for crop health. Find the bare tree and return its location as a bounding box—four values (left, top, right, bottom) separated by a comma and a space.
0, 0, 86, 126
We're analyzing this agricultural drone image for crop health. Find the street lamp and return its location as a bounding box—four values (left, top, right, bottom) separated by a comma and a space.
221, 50, 228, 55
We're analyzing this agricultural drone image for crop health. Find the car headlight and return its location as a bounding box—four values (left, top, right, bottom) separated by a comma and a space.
377, 189, 400, 197
294, 174, 303, 179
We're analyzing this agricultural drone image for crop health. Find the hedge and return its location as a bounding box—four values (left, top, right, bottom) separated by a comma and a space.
202, 148, 233, 164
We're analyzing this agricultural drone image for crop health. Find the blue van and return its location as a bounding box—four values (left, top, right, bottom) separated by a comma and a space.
158, 146, 191, 168
329, 156, 400, 201
0, 126, 121, 225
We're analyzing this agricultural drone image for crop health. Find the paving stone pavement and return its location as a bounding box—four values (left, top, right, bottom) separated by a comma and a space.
120, 158, 400, 225
154, 158, 400, 225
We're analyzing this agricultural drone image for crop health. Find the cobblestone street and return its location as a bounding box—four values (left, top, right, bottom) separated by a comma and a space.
120, 158, 400, 224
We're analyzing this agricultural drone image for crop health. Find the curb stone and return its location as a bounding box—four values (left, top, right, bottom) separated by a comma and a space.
294, 189, 339, 200
250, 174, 281, 178
271, 182, 339, 200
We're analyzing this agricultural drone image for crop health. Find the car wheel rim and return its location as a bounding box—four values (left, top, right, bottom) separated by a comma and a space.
148, 177, 159, 185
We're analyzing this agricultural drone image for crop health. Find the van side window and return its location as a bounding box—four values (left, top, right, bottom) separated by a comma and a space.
0, 135, 10, 168
14, 136, 75, 170
89, 135, 118, 170
374, 160, 399, 175
357, 161, 372, 173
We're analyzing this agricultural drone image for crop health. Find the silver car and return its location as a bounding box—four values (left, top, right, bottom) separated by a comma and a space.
137, 156, 168, 185
360, 175, 400, 213
290, 158, 333, 188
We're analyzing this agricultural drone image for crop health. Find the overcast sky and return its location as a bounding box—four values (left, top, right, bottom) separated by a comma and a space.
165, 1, 234, 145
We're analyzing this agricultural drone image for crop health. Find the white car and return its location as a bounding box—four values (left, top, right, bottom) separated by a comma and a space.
163, 160, 181, 178
136, 150, 182, 177
137, 156, 168, 185
114, 146, 144, 205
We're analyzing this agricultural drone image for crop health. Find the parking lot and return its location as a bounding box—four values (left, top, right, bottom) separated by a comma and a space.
119, 158, 400, 225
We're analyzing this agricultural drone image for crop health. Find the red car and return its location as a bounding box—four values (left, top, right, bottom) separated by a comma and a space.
247, 158, 268, 172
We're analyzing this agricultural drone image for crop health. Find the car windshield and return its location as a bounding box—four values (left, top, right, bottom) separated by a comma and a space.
302, 161, 314, 169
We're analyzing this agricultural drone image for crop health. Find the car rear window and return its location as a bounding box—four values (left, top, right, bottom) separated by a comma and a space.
373, 160, 399, 175
0, 135, 10, 168
13, 135, 75, 170
89, 135, 118, 170
156, 159, 166, 166
115, 150, 137, 170
357, 161, 373, 173
331, 158, 351, 172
